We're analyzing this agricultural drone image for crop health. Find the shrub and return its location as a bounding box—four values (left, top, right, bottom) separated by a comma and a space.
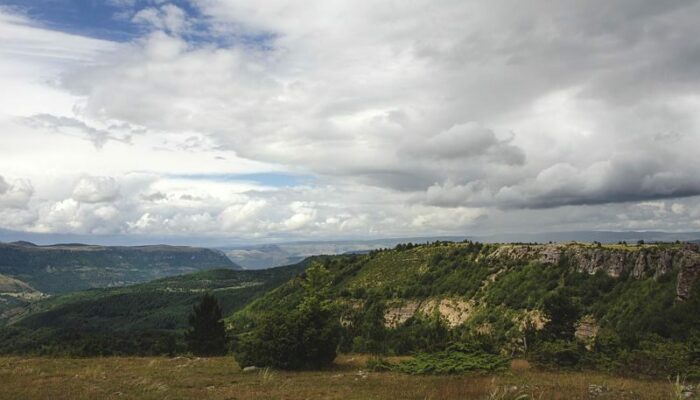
394, 344, 509, 374
530, 340, 583, 369
365, 356, 393, 372
617, 335, 690, 378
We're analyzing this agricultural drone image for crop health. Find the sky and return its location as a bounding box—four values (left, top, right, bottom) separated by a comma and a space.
1, 0, 700, 244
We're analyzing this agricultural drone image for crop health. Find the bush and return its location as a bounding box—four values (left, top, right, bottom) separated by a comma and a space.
394, 344, 509, 374
365, 356, 393, 372
530, 340, 583, 369
616, 335, 690, 378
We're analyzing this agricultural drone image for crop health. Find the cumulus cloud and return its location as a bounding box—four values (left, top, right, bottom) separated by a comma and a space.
72, 176, 120, 203
2, 2, 700, 239
0, 176, 33, 209
55, 1, 700, 203
401, 123, 524, 164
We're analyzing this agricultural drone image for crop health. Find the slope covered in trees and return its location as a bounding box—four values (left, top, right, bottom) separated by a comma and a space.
0, 262, 306, 355
0, 241, 241, 294
229, 241, 700, 376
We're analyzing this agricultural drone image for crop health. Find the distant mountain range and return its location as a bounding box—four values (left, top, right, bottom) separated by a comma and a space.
0, 241, 240, 322
220, 231, 700, 269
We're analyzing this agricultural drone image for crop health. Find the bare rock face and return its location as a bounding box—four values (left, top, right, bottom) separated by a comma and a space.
539, 247, 562, 265
575, 315, 599, 348
418, 298, 473, 327
382, 298, 474, 328
490, 243, 700, 301
384, 300, 421, 328
676, 248, 700, 301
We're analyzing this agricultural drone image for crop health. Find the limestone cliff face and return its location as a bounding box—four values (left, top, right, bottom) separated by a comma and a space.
488, 244, 700, 300
383, 298, 473, 328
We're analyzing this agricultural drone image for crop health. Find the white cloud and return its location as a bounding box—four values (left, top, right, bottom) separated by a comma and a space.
132, 4, 189, 35
0, 175, 33, 209
72, 176, 121, 203
2, 2, 700, 240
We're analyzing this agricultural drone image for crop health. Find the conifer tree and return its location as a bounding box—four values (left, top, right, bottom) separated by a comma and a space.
186, 293, 228, 356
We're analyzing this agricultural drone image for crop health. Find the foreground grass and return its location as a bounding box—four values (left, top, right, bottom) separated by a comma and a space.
0, 355, 691, 400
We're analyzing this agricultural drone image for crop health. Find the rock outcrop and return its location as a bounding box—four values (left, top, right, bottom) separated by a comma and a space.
382, 298, 473, 328
383, 300, 421, 328
489, 244, 700, 300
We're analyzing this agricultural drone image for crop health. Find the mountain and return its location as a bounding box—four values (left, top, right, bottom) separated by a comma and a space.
220, 237, 465, 269
0, 241, 241, 294
221, 232, 700, 270
0, 241, 241, 324
0, 261, 308, 355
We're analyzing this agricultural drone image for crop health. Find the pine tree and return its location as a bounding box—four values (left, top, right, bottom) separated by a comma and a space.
185, 293, 228, 356
234, 262, 341, 369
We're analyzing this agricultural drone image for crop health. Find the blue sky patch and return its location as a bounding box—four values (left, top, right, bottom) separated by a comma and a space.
0, 0, 277, 49
170, 173, 315, 187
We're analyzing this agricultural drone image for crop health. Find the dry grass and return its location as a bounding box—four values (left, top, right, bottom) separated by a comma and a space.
0, 355, 688, 400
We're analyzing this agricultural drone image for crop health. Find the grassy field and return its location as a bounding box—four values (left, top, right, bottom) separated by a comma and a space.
0, 355, 692, 400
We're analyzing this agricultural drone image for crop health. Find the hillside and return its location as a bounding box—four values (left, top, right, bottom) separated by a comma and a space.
232, 241, 700, 358
0, 241, 240, 295
0, 261, 307, 355
3, 240, 699, 369
0, 273, 46, 323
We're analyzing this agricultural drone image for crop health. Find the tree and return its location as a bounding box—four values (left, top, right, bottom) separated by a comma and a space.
185, 293, 228, 356
235, 263, 341, 369
541, 291, 581, 341
352, 292, 387, 354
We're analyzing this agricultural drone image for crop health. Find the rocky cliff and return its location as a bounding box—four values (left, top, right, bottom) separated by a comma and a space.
488, 243, 700, 300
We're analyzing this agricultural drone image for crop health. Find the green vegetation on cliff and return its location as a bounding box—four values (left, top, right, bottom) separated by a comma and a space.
229, 241, 700, 376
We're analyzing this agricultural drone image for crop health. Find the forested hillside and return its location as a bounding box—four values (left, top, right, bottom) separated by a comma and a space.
0, 262, 306, 355
231, 241, 700, 376
0, 241, 240, 294
0, 241, 242, 325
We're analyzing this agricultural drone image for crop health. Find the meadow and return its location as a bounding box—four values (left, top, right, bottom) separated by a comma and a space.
0, 355, 690, 400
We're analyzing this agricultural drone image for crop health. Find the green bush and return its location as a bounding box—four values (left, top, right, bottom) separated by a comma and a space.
616, 335, 691, 378
394, 344, 509, 374
365, 356, 393, 372
530, 340, 583, 369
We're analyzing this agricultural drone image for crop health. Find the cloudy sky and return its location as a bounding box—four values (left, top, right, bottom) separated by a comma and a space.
1, 0, 700, 244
